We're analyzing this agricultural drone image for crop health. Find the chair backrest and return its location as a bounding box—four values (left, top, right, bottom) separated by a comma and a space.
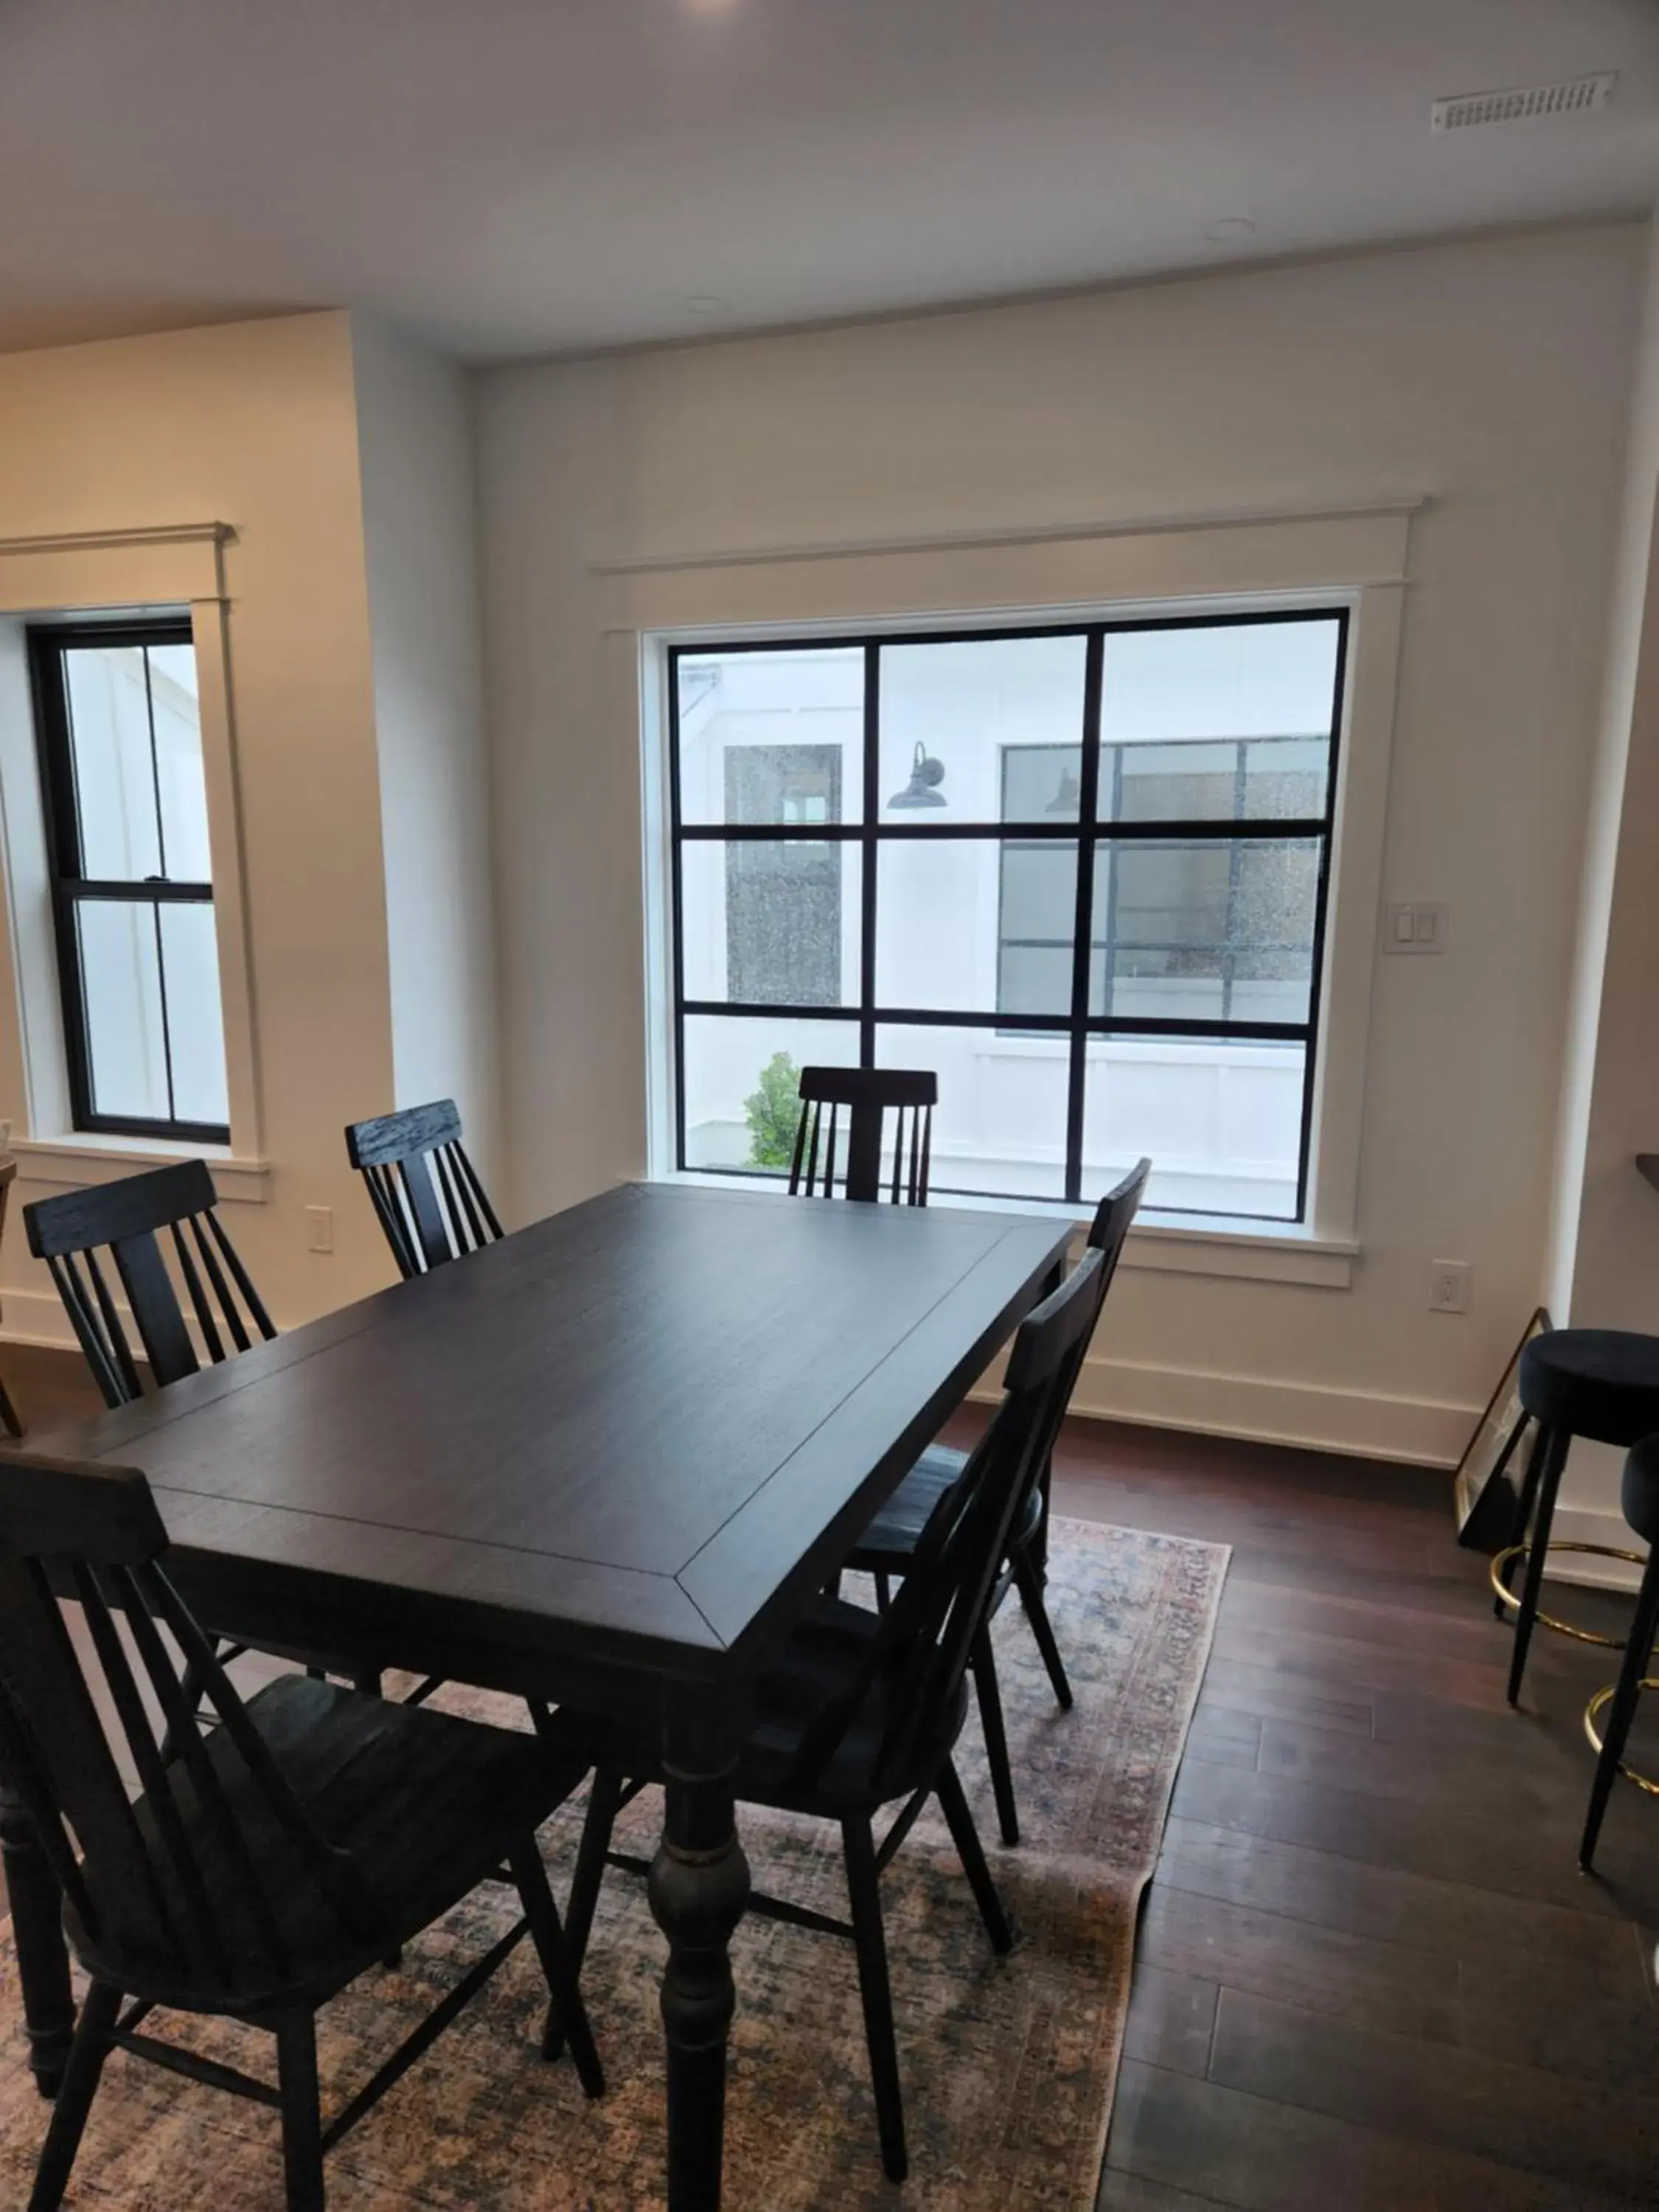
793, 1243, 1108, 1796
0, 1453, 378, 1994
787, 1066, 937, 1206
345, 1098, 503, 1280
24, 1162, 276, 1411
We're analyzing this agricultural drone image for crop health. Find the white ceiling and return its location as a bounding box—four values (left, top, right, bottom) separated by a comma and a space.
1, 0, 1657, 364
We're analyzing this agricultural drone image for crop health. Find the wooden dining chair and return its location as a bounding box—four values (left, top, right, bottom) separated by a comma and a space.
0, 1151, 27, 1438
0, 1452, 602, 2212
24, 1161, 275, 1411
345, 1099, 502, 1280
846, 1156, 1152, 1845
787, 1066, 936, 1205
559, 1245, 1105, 2184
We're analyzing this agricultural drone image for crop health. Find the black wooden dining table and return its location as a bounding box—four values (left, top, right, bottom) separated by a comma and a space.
2, 1178, 1071, 2208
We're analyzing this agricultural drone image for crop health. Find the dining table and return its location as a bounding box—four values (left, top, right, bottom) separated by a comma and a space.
1, 1176, 1071, 2208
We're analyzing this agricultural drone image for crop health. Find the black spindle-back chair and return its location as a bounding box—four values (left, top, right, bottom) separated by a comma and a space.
847, 1155, 1152, 1843
24, 1161, 275, 1411
787, 1066, 936, 1205
0, 1452, 602, 2212
345, 1099, 501, 1280
563, 1246, 1105, 2183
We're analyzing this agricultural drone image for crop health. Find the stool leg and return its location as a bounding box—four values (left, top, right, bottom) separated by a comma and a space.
1580, 1551, 1659, 1871
1496, 1421, 1552, 1619
1507, 1424, 1571, 1708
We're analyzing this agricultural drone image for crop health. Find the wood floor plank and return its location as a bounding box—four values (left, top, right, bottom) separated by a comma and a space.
1207, 1987, 1659, 2201
1106, 2060, 1636, 2212
1121, 1964, 1218, 2079
1136, 1885, 1461, 2043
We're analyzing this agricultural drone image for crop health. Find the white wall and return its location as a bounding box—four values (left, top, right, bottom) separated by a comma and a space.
351, 315, 499, 1184
1545, 215, 1659, 1545
476, 223, 1644, 1464
0, 311, 400, 1329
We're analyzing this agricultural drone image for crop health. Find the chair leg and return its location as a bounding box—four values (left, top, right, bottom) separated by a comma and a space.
509, 1840, 605, 2098
841, 1815, 907, 2185
275, 2008, 325, 2212
934, 1756, 1016, 1956
1012, 1550, 1073, 1711
27, 1980, 120, 2212
971, 1624, 1020, 1847
543, 1767, 623, 2061
874, 1570, 892, 1613
0, 1368, 24, 1441
1496, 1420, 1552, 1618
1508, 1425, 1571, 1708
1581, 1553, 1659, 1871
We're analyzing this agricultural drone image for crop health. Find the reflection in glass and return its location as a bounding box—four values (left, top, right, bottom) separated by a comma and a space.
681, 842, 861, 1009
1084, 1038, 1306, 1220
881, 635, 1088, 823
876, 1023, 1069, 1199
1091, 838, 1319, 1023
159, 902, 229, 1128
676, 648, 864, 827
77, 900, 169, 1122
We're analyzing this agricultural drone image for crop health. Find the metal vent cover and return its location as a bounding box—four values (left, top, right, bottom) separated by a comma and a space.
1432, 72, 1617, 134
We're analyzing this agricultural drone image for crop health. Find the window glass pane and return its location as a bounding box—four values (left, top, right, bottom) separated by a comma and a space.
1098, 619, 1338, 821
681, 840, 860, 1008
681, 1013, 859, 1173
878, 838, 1075, 1017
677, 649, 863, 827
876, 1023, 1069, 1200
880, 635, 1088, 823
1085, 1038, 1305, 1220
145, 643, 212, 880
1091, 838, 1319, 1024
159, 902, 229, 1127
63, 647, 164, 879
75, 899, 169, 1122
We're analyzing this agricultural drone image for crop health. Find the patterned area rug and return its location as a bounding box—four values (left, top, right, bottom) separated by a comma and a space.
0, 1517, 1227, 2210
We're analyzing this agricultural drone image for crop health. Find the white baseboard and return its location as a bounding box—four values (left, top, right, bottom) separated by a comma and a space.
0, 1289, 88, 1354
1542, 1505, 1649, 1593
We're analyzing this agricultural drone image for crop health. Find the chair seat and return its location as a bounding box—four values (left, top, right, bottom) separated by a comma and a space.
1622, 1434, 1659, 1549
849, 1444, 1041, 1573
1520, 1329, 1659, 1450
69, 1675, 591, 2011
602, 1597, 966, 1817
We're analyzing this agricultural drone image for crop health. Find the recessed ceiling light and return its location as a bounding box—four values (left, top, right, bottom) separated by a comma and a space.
1201, 218, 1259, 245
685, 295, 729, 317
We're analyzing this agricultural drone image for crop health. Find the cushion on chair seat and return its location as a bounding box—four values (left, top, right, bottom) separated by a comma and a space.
1519, 1330, 1659, 1449
850, 1444, 1041, 1572
69, 1674, 592, 2011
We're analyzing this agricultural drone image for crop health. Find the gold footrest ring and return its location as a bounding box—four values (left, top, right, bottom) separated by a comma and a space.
1585, 1681, 1659, 1797
1489, 1541, 1645, 1649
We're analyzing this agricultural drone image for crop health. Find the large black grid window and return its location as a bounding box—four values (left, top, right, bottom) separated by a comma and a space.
668, 611, 1347, 1220
29, 620, 230, 1142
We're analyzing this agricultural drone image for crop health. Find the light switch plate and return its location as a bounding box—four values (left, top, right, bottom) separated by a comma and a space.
1382, 902, 1447, 953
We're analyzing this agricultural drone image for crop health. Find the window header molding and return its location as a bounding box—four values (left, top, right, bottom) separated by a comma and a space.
593, 495, 1426, 580
0, 522, 235, 612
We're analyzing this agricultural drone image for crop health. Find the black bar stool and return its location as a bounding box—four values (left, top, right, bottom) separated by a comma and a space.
1580, 1433, 1659, 1869
1491, 1329, 1659, 1706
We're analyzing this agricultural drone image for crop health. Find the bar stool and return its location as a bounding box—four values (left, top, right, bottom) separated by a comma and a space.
1490, 1329, 1659, 1706
1579, 1433, 1659, 1870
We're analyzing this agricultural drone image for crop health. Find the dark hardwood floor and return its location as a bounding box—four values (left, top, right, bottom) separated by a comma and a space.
1029, 1413, 1659, 2212
7, 1338, 1658, 2206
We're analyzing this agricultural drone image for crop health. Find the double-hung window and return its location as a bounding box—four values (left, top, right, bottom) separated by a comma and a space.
667, 610, 1346, 1221
29, 620, 230, 1142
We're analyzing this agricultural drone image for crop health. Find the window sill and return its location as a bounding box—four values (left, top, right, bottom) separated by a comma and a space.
656, 1169, 1356, 1287
13, 1134, 270, 1206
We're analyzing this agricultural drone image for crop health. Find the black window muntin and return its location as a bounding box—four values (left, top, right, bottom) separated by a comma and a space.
28, 618, 228, 1144
668, 607, 1348, 1220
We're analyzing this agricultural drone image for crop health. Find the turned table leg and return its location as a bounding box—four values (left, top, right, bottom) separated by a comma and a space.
649, 1688, 751, 2211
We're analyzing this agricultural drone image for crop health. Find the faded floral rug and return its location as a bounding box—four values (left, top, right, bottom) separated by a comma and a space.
0, 1517, 1227, 2211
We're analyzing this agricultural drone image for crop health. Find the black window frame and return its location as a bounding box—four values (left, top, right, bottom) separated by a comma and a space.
667, 606, 1349, 1221
27, 619, 229, 1144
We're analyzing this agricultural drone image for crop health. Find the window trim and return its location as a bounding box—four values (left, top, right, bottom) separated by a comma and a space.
26, 617, 230, 1144
664, 607, 1348, 1222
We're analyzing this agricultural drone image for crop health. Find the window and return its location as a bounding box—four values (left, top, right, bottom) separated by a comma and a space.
667, 611, 1346, 1220
29, 621, 230, 1141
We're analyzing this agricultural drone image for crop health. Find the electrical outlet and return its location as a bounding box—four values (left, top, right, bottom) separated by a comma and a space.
306, 1206, 333, 1255
1428, 1259, 1470, 1314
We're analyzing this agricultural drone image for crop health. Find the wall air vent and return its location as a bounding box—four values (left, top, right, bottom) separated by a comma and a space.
1432, 72, 1616, 135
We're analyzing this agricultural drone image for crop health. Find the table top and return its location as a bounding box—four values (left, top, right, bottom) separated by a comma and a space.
41, 1181, 1071, 1694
